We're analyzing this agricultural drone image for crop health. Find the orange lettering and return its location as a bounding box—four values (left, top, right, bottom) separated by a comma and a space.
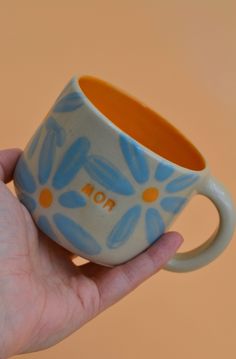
81, 183, 94, 197
94, 191, 106, 204
103, 198, 116, 212
81, 183, 116, 212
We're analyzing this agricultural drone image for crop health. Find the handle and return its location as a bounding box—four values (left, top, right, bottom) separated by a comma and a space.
164, 176, 236, 272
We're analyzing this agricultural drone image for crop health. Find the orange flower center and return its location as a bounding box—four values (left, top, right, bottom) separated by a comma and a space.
39, 188, 53, 208
142, 187, 159, 203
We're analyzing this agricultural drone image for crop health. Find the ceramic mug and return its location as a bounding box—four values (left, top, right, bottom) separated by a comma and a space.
13, 75, 236, 272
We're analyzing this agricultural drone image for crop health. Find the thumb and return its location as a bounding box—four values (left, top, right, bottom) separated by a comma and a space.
0, 148, 22, 183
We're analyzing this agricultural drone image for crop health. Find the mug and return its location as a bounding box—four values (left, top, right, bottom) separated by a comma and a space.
13, 75, 236, 272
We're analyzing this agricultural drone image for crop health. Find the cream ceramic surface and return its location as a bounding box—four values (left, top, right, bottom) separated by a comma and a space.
13, 75, 236, 271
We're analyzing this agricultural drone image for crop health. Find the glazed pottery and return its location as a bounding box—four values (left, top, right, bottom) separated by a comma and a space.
13, 75, 236, 272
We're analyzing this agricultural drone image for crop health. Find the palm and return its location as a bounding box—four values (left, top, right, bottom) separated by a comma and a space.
0, 149, 182, 357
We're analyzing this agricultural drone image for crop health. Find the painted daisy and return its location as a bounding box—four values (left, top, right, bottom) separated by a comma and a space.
83, 133, 199, 249
14, 115, 102, 256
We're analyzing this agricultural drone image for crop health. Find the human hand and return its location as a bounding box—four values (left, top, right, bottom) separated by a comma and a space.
0, 148, 183, 358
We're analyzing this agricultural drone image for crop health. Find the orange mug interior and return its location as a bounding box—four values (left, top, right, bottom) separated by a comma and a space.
78, 76, 206, 171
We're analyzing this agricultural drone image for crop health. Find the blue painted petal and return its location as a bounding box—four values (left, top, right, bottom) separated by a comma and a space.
58, 191, 87, 208
37, 215, 58, 243
84, 155, 134, 195
106, 205, 142, 249
166, 173, 199, 193
53, 213, 101, 255
45, 117, 66, 146
46, 117, 59, 131
56, 129, 66, 147
14, 156, 36, 194
54, 92, 83, 112
52, 137, 90, 190
155, 162, 175, 182
160, 196, 187, 214
119, 134, 149, 184
27, 124, 43, 159
18, 193, 37, 212
38, 131, 57, 185
54, 78, 74, 103
145, 208, 165, 244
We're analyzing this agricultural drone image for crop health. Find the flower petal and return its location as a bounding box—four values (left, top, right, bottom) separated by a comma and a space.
119, 134, 149, 184
166, 173, 199, 193
46, 116, 60, 131
14, 156, 36, 194
52, 137, 90, 190
106, 205, 142, 249
145, 208, 165, 244
27, 124, 43, 159
160, 196, 187, 214
37, 215, 58, 242
155, 162, 175, 182
38, 131, 57, 185
58, 191, 87, 208
54, 78, 74, 104
84, 155, 134, 195
46, 117, 66, 146
54, 92, 83, 112
18, 193, 37, 212
53, 213, 102, 255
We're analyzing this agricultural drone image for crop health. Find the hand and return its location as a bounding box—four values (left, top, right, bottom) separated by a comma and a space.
0, 148, 183, 358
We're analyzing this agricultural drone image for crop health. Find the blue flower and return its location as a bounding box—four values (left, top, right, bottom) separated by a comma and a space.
84, 133, 199, 249
14, 117, 101, 256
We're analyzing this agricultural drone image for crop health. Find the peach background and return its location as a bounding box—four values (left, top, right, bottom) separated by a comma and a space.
1, 1, 236, 358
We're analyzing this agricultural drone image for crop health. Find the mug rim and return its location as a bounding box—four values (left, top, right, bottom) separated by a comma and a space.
74, 74, 208, 176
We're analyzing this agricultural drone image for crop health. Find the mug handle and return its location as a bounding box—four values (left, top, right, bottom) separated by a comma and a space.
164, 176, 236, 272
